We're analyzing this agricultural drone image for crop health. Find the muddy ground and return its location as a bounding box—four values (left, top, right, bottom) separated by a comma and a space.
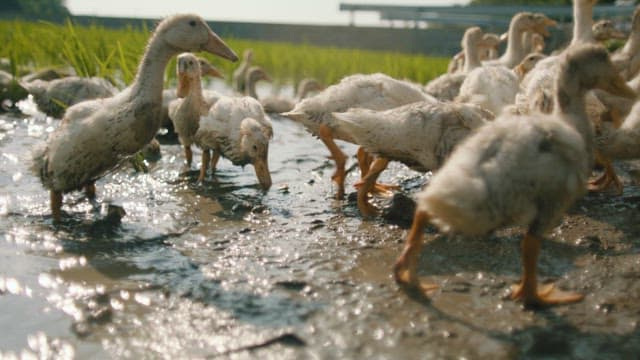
0, 95, 639, 359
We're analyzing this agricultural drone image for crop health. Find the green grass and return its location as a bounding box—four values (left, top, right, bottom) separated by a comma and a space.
0, 19, 449, 88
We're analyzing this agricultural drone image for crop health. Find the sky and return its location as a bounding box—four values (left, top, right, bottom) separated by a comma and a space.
65, 0, 470, 26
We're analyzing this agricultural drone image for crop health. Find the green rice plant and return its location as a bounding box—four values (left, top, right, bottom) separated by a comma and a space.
0, 19, 449, 90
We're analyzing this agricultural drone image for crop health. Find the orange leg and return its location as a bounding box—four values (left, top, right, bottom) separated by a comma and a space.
84, 182, 96, 199
356, 147, 373, 177
393, 210, 439, 295
588, 157, 623, 195
510, 232, 584, 307
198, 149, 211, 183
50, 190, 63, 223
354, 148, 399, 195
210, 151, 220, 172
357, 157, 389, 217
184, 145, 193, 167
318, 124, 347, 199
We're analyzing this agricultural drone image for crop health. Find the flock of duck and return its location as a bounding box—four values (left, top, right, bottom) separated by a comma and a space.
18, 0, 640, 309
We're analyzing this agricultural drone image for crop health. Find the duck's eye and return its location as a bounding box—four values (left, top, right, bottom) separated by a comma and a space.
189, 20, 197, 27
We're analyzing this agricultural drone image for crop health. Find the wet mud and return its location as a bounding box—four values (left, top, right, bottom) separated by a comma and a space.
1, 95, 639, 359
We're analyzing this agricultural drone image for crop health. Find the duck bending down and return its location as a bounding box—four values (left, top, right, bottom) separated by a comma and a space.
394, 45, 636, 307
261, 78, 324, 114
194, 96, 273, 189
332, 101, 494, 217
426, 27, 496, 102
161, 56, 224, 134
23, 76, 117, 118
31, 14, 238, 223
282, 73, 436, 199
168, 53, 212, 166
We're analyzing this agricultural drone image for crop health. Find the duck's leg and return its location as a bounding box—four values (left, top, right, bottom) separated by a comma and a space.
510, 232, 583, 307
84, 182, 96, 200
318, 124, 347, 199
210, 151, 220, 172
198, 149, 211, 183
357, 157, 389, 217
184, 145, 193, 167
393, 209, 439, 295
50, 190, 63, 223
354, 148, 399, 195
588, 157, 623, 195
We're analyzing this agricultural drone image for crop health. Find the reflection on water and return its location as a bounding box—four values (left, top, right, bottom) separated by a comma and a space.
1, 94, 640, 358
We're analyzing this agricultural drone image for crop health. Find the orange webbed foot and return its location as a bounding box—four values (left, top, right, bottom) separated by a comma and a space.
510, 282, 584, 307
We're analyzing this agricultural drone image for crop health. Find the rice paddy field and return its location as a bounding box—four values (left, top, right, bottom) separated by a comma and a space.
1, 17, 640, 360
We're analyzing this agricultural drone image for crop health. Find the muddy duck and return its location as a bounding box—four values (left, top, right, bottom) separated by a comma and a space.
232, 49, 254, 94
261, 78, 324, 114
168, 53, 213, 166
394, 45, 636, 307
332, 101, 494, 217
31, 13, 238, 223
194, 96, 273, 189
282, 73, 436, 199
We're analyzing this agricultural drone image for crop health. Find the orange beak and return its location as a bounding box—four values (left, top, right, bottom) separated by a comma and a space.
202, 30, 238, 62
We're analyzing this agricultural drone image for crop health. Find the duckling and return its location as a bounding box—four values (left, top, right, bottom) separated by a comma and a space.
168, 53, 212, 166
394, 45, 636, 307
261, 78, 324, 114
31, 14, 238, 222
195, 96, 273, 189
282, 73, 436, 199
232, 49, 253, 93
332, 101, 494, 217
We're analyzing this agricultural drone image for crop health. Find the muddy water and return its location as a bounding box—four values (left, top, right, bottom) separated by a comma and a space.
1, 93, 640, 359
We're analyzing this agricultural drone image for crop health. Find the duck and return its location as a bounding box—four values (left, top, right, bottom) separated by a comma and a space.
592, 19, 627, 44
483, 12, 556, 69
232, 49, 254, 94
243, 66, 272, 99
514, 53, 547, 80
31, 13, 238, 222
446, 32, 502, 75
282, 73, 436, 199
332, 101, 494, 217
168, 53, 212, 166
22, 76, 118, 118
611, 6, 640, 80
261, 78, 324, 114
160, 56, 224, 134
194, 96, 273, 189
522, 31, 546, 55
393, 45, 636, 307
425, 27, 493, 102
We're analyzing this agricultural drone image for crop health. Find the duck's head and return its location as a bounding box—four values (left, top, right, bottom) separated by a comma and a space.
240, 118, 272, 190
297, 78, 324, 99
157, 14, 238, 62
197, 57, 224, 79
246, 66, 272, 84
593, 20, 626, 42
514, 12, 557, 37
514, 53, 547, 79
561, 45, 636, 99
176, 52, 201, 98
461, 26, 484, 48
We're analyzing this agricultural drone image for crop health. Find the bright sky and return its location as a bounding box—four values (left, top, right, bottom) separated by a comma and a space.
65, 0, 470, 26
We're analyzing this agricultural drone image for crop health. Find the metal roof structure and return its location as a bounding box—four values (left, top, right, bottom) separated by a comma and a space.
339, 3, 636, 27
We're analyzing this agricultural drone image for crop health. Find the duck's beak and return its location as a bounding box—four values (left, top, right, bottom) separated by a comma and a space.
206, 67, 225, 79
176, 72, 190, 98
253, 153, 272, 190
203, 30, 238, 62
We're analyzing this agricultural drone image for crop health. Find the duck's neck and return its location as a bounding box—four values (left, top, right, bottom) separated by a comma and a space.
554, 74, 593, 158
463, 38, 482, 73
499, 21, 526, 68
622, 24, 640, 55
130, 33, 176, 102
246, 78, 259, 99
185, 75, 206, 112
570, 1, 594, 46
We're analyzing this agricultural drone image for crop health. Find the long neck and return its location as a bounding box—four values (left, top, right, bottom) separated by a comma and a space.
499, 22, 526, 68
570, 2, 594, 46
463, 38, 482, 73
185, 75, 206, 112
246, 77, 259, 99
129, 32, 176, 103
622, 25, 640, 55
553, 75, 594, 159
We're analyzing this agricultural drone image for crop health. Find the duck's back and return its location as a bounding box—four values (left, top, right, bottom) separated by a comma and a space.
419, 115, 588, 236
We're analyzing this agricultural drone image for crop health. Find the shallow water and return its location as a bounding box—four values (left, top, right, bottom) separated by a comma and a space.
1, 96, 640, 359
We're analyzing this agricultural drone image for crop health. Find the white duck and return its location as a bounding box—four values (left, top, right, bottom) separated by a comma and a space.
282, 73, 436, 199
261, 78, 324, 114
194, 96, 273, 189
31, 14, 238, 222
168, 53, 212, 166
592, 19, 627, 44
232, 49, 254, 94
394, 45, 636, 307
426, 27, 494, 102
23, 76, 117, 118
446, 32, 502, 75
332, 101, 494, 217
160, 56, 224, 133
